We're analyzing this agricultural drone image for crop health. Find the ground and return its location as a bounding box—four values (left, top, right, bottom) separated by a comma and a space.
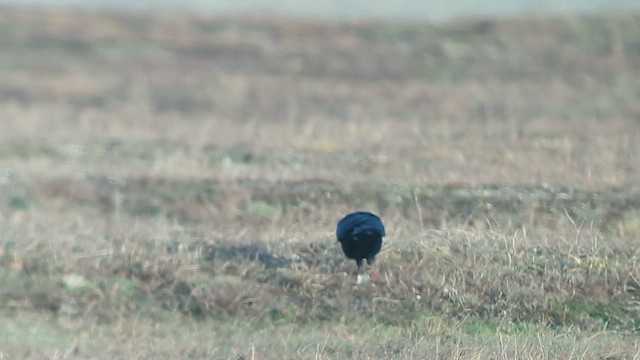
0, 9, 640, 359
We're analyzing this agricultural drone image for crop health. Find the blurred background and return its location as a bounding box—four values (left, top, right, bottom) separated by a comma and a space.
1, 1, 640, 358
4, 0, 640, 20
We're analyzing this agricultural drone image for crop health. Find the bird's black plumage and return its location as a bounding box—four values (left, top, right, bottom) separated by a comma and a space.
336, 211, 385, 271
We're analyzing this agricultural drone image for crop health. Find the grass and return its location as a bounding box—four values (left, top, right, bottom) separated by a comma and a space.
0, 7, 639, 359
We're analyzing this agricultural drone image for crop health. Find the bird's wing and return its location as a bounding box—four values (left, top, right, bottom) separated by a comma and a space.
336, 212, 385, 242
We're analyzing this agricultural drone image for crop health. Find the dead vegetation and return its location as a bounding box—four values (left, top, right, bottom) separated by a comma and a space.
0, 8, 640, 359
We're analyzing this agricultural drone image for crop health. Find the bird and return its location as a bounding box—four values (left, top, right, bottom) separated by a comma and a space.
336, 211, 385, 280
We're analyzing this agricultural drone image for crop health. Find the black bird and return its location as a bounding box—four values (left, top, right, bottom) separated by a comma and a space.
336, 211, 385, 279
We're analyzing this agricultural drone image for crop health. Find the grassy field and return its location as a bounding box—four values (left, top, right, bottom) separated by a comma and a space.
1, 8, 640, 359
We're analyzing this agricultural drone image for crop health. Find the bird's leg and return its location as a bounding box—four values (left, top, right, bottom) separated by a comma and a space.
367, 257, 380, 279
354, 259, 363, 282
370, 266, 380, 280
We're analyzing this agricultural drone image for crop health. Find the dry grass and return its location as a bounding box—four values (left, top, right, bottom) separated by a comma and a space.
0, 8, 640, 359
